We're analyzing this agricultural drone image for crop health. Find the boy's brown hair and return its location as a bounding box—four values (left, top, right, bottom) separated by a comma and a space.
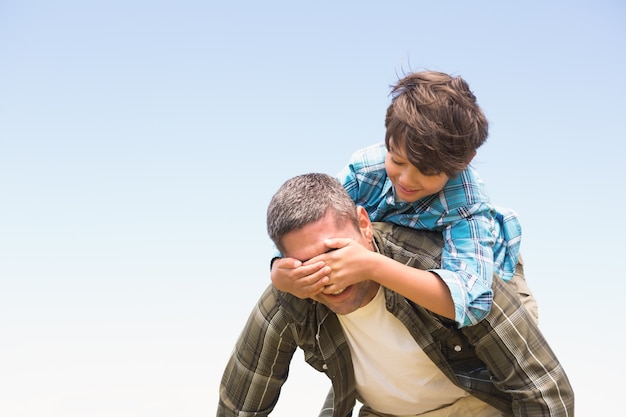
384, 71, 488, 177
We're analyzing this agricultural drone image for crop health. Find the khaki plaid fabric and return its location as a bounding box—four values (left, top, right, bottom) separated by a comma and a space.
218, 223, 573, 417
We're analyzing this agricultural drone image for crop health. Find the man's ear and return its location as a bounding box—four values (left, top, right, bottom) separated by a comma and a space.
356, 206, 373, 241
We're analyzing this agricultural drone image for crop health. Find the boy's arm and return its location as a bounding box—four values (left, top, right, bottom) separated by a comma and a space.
367, 248, 456, 319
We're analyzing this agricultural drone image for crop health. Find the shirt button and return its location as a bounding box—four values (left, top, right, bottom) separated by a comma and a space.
322, 364, 328, 370
454, 345, 462, 352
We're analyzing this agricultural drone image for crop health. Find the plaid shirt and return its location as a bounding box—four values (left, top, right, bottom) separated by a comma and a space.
217, 224, 573, 417
337, 143, 523, 327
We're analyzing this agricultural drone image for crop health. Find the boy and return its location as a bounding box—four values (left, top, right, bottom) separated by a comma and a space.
271, 71, 536, 327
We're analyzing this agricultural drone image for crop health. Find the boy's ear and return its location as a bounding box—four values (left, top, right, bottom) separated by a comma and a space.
356, 206, 373, 241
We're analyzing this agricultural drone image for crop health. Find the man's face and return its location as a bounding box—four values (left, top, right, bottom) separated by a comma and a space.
281, 209, 379, 315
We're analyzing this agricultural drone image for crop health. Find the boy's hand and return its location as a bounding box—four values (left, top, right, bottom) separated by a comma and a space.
313, 238, 375, 295
270, 257, 330, 299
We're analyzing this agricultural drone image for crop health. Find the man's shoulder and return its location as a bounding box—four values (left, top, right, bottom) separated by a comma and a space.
372, 223, 443, 270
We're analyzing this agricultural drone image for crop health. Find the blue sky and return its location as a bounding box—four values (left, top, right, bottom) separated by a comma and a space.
1, 1, 624, 415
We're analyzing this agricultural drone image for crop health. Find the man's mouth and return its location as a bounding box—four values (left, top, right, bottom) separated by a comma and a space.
323, 286, 349, 296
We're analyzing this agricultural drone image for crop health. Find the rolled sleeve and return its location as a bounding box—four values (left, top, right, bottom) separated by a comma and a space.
430, 268, 493, 327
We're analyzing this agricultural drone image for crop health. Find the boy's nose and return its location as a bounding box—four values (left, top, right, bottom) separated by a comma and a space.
399, 170, 412, 183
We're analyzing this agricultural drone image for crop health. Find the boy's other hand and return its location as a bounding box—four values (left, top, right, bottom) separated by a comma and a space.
270, 257, 330, 299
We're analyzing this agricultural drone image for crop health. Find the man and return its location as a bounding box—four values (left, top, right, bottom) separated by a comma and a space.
217, 173, 574, 417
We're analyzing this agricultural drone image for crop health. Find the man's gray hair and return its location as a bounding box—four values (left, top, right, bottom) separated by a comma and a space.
267, 173, 359, 254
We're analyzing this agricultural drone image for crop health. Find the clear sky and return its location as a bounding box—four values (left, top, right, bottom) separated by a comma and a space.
1, 1, 624, 416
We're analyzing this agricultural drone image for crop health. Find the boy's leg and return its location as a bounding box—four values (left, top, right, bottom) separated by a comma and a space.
507, 253, 539, 324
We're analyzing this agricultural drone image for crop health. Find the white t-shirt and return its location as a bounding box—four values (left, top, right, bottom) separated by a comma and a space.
337, 286, 468, 416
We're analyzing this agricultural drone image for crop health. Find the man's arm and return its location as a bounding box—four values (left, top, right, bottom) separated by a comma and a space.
462, 276, 574, 416
217, 285, 298, 417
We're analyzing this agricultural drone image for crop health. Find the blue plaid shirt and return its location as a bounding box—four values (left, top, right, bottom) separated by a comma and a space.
337, 143, 522, 327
